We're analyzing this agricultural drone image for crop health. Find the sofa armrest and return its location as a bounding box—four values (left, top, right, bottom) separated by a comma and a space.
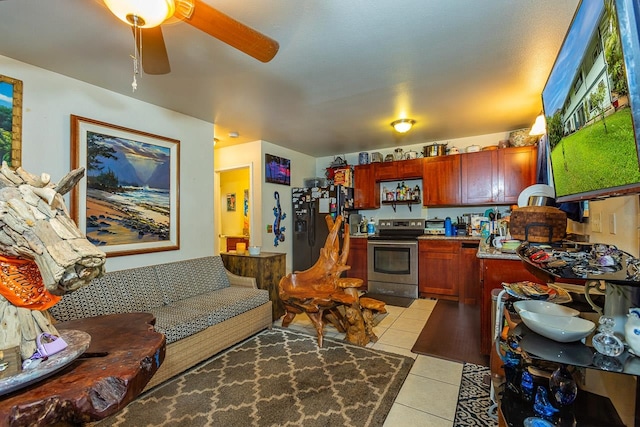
226, 270, 257, 289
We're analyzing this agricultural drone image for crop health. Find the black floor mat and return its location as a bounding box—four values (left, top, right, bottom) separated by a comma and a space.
363, 293, 415, 307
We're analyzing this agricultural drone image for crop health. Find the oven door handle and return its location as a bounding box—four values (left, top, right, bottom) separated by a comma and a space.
367, 240, 418, 247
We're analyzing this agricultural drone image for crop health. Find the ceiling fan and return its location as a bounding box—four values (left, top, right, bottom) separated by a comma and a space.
102, 0, 279, 75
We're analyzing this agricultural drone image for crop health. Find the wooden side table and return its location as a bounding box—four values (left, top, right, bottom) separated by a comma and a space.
0, 312, 165, 426
221, 252, 286, 321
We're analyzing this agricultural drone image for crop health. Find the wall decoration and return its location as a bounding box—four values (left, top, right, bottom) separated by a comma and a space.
226, 193, 236, 211
273, 191, 286, 246
243, 189, 249, 236
265, 154, 290, 185
70, 115, 180, 256
0, 74, 23, 168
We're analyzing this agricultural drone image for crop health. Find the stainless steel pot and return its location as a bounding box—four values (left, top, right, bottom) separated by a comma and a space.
423, 143, 448, 157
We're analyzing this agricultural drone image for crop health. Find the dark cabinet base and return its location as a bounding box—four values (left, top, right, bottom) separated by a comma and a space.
221, 252, 286, 321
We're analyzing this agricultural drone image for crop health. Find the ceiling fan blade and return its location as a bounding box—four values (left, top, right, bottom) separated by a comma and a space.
185, 0, 279, 63
131, 26, 171, 75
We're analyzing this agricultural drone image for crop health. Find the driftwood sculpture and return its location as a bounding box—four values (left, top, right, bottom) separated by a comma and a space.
0, 163, 106, 364
279, 215, 386, 347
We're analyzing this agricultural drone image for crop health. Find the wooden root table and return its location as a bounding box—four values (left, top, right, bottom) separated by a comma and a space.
0, 312, 166, 427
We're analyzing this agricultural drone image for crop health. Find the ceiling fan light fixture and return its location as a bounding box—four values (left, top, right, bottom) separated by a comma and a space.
104, 0, 176, 28
391, 118, 416, 133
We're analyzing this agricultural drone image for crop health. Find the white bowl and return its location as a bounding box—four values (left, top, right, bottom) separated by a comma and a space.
519, 311, 595, 343
513, 300, 580, 317
248, 246, 261, 256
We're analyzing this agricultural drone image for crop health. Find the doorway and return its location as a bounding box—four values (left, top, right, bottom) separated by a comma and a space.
216, 166, 252, 253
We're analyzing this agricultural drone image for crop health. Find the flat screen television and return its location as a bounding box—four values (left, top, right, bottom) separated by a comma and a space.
543, 0, 640, 203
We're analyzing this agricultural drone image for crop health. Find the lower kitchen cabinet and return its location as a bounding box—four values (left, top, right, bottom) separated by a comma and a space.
478, 257, 541, 355
346, 237, 367, 285
459, 241, 480, 304
418, 240, 459, 300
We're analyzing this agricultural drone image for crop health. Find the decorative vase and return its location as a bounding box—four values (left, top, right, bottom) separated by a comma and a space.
549, 365, 577, 406
625, 308, 640, 355
592, 316, 624, 357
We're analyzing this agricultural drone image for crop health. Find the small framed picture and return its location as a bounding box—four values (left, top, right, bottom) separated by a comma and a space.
265, 154, 291, 185
226, 193, 236, 211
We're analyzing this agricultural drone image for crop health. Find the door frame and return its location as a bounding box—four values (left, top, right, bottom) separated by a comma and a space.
214, 163, 254, 255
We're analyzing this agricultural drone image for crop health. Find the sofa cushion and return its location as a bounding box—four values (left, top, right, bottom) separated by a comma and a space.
49, 266, 163, 322
154, 256, 231, 304
151, 287, 269, 343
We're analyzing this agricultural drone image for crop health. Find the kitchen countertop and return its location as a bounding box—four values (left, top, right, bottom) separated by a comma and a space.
476, 246, 521, 261
349, 233, 481, 241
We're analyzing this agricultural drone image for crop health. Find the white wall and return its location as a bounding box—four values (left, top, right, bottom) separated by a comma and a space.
215, 140, 315, 273
1, 55, 215, 272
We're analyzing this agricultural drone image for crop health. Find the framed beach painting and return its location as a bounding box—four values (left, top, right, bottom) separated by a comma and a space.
0, 74, 23, 168
70, 115, 180, 256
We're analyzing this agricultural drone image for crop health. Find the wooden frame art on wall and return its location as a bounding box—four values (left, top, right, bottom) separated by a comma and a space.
0, 74, 23, 168
71, 115, 180, 256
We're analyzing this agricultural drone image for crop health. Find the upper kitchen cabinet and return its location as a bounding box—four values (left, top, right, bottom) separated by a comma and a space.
353, 164, 380, 209
499, 145, 538, 203
461, 145, 537, 205
422, 155, 461, 206
374, 159, 423, 181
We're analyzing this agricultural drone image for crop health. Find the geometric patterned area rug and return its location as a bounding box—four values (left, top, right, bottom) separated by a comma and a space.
453, 363, 497, 426
95, 328, 414, 427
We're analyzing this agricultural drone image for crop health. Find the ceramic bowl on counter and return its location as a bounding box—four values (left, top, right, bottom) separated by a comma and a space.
248, 246, 261, 256
518, 310, 595, 343
513, 300, 580, 317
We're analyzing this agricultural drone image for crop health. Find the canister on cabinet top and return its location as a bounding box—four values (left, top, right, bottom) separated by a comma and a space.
358, 152, 370, 165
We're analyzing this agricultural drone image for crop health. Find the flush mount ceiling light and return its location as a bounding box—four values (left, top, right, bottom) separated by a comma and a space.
529, 114, 547, 136
391, 119, 416, 133
103, 0, 176, 28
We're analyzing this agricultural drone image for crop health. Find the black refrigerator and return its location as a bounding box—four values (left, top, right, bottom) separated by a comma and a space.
292, 185, 354, 272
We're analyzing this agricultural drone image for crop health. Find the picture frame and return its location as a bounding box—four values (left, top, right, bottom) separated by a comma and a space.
265, 153, 291, 185
0, 74, 23, 168
70, 115, 180, 256
226, 193, 236, 211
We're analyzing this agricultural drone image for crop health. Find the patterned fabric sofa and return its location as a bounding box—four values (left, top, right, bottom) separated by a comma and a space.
48, 256, 272, 389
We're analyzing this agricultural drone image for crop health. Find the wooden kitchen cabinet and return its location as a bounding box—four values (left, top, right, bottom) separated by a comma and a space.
346, 237, 367, 284
373, 158, 423, 181
478, 257, 541, 355
499, 145, 538, 203
459, 240, 480, 304
422, 155, 461, 206
461, 145, 537, 205
353, 164, 380, 209
396, 158, 423, 179
418, 240, 459, 299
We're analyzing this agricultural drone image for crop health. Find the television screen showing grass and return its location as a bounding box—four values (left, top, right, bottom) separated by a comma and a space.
543, 0, 640, 202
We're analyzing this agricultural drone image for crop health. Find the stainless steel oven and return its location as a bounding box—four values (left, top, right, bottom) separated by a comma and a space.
367, 218, 423, 298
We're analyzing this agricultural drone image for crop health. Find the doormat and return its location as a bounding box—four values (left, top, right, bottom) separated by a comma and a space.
411, 300, 489, 366
363, 293, 415, 308
453, 363, 496, 426
96, 328, 414, 427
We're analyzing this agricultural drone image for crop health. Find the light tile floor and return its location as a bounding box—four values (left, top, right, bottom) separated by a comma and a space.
274, 298, 465, 427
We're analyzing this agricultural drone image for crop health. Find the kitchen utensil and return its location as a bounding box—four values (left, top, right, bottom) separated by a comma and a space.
371, 152, 383, 163
384, 154, 395, 162
248, 246, 261, 255
517, 184, 555, 208
404, 150, 419, 160
528, 195, 555, 206
423, 143, 447, 157
466, 145, 481, 153
393, 148, 404, 160
358, 152, 370, 165
448, 147, 460, 155
518, 311, 595, 343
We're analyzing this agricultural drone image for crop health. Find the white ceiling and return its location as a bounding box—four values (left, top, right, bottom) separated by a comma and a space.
0, 0, 579, 156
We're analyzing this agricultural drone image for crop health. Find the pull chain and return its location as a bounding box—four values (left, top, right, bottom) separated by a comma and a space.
131, 15, 142, 92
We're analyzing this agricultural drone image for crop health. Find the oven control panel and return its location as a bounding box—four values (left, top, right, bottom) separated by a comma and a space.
378, 219, 425, 230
